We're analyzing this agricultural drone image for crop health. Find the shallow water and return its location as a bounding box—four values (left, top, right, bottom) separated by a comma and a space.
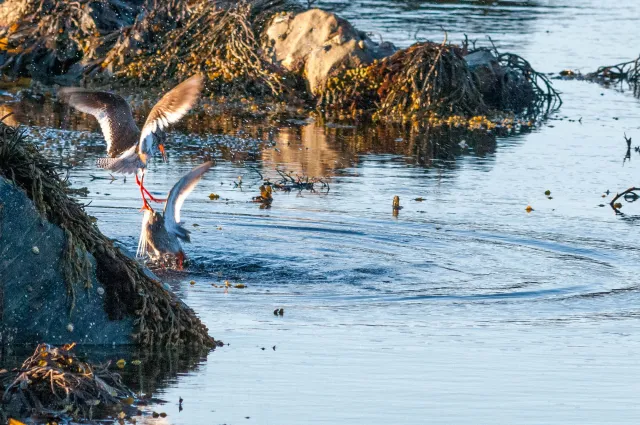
4, 1, 640, 424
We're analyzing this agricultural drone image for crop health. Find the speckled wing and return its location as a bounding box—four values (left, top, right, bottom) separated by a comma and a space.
164, 161, 213, 241
137, 74, 204, 153
96, 145, 142, 174
58, 88, 139, 156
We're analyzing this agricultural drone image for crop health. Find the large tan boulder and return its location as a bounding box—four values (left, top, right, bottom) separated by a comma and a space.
264, 9, 395, 94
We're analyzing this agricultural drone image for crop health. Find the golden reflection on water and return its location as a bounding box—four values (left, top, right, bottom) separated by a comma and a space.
262, 122, 348, 176
3, 94, 501, 177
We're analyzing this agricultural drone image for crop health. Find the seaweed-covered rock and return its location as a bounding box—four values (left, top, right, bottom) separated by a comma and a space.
465, 49, 537, 113
0, 122, 216, 347
264, 8, 396, 93
0, 176, 133, 344
0, 0, 559, 122
1, 343, 133, 420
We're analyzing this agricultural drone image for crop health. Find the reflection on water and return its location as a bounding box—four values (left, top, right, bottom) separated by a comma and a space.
7, 96, 503, 175
3, 1, 640, 423
0, 344, 210, 419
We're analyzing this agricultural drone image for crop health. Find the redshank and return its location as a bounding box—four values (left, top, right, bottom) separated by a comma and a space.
137, 161, 213, 269
59, 74, 204, 209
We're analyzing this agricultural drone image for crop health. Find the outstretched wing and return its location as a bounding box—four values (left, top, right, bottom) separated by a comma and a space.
138, 74, 204, 154
96, 145, 141, 174
164, 162, 213, 240
58, 88, 139, 156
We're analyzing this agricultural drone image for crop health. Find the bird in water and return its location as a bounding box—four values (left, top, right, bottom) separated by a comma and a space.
137, 161, 213, 270
59, 74, 204, 209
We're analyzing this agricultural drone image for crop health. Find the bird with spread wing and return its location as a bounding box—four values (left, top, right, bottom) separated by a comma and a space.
58, 74, 204, 209
137, 162, 213, 270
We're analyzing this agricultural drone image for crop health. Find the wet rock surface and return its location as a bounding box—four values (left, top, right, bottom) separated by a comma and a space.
0, 176, 133, 345
464, 49, 536, 112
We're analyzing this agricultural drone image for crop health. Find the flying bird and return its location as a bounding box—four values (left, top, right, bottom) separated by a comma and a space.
59, 74, 204, 209
137, 161, 213, 269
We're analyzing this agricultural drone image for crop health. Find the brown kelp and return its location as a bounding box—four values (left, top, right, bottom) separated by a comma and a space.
0, 0, 560, 124
1, 343, 132, 420
0, 0, 144, 81
317, 41, 560, 123
0, 120, 217, 348
117, 0, 302, 97
0, 0, 302, 95
589, 56, 640, 96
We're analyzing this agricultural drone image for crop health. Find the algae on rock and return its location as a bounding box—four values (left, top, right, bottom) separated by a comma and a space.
0, 121, 217, 347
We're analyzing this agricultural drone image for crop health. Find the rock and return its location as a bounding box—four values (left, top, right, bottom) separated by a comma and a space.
263, 9, 396, 94
464, 49, 536, 112
0, 176, 133, 344
0, 0, 30, 28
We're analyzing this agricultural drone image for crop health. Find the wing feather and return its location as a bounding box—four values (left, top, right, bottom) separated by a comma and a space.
96, 145, 141, 174
138, 74, 204, 152
58, 88, 139, 156
164, 162, 213, 238
137, 210, 151, 258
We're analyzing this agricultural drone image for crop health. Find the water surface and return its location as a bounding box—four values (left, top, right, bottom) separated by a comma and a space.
4, 1, 640, 424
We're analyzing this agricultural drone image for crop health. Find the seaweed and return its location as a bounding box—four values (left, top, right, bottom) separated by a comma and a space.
0, 0, 560, 125
0, 120, 217, 348
1, 343, 132, 420
117, 0, 301, 98
317, 39, 560, 124
559, 55, 640, 96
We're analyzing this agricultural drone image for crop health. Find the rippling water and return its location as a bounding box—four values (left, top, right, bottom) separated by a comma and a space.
3, 1, 640, 424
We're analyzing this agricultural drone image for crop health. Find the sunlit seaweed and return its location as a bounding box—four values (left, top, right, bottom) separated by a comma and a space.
317, 40, 560, 124
1, 343, 132, 421
0, 0, 141, 80
117, 0, 302, 98
0, 0, 560, 125
0, 120, 217, 348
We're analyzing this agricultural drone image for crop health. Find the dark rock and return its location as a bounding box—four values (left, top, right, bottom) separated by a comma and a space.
465, 49, 536, 113
0, 176, 133, 344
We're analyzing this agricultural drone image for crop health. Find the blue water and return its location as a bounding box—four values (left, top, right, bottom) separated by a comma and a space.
4, 0, 640, 424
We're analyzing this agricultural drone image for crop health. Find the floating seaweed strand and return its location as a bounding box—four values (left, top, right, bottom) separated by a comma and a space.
585, 56, 640, 96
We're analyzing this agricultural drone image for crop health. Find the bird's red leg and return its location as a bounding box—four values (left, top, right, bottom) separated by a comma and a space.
139, 186, 152, 211
135, 173, 154, 211
176, 252, 185, 271
138, 173, 165, 203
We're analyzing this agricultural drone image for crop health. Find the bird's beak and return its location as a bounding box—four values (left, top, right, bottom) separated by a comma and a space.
158, 144, 167, 162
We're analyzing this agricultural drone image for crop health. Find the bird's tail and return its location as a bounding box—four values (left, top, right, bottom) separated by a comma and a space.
136, 211, 151, 257
96, 145, 141, 174
173, 224, 191, 243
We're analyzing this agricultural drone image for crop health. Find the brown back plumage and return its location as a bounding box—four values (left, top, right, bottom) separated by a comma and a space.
58, 88, 140, 157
